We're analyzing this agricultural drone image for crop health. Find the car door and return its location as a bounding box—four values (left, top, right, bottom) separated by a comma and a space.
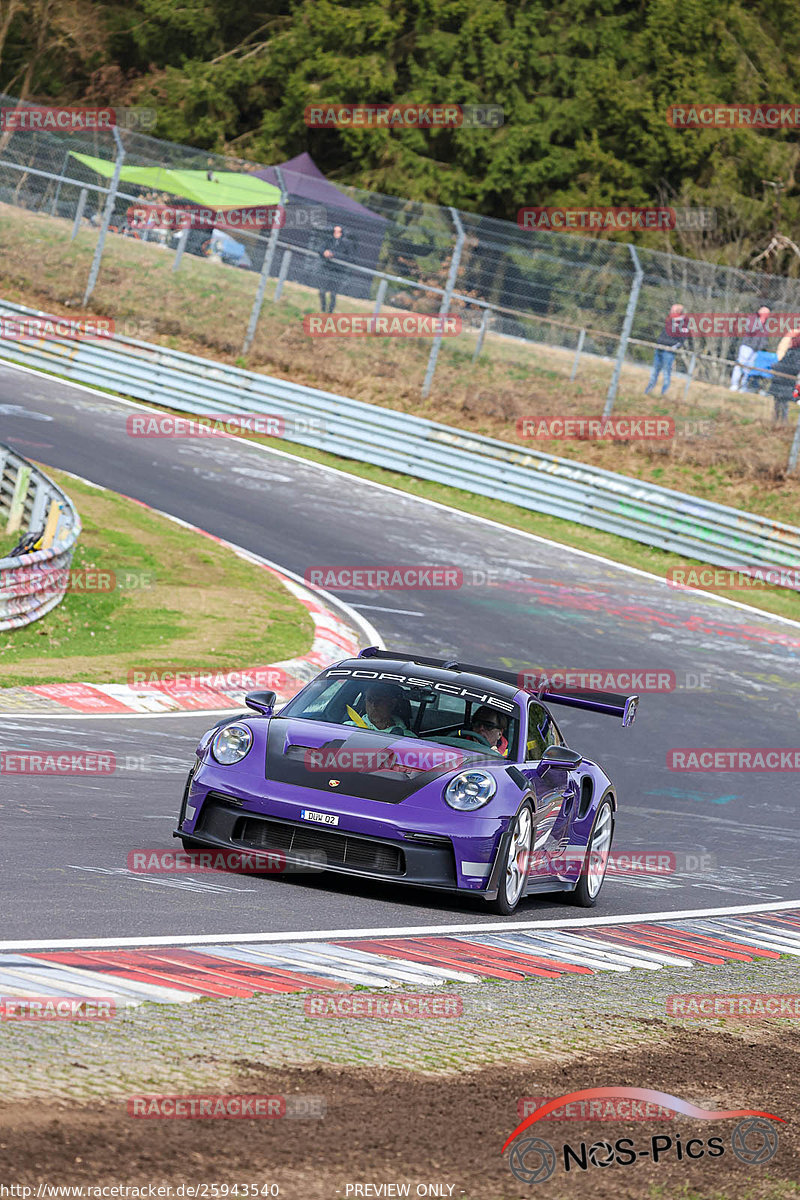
519, 700, 579, 884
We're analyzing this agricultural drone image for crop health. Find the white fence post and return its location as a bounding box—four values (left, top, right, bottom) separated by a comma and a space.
422, 207, 465, 398
570, 328, 586, 381
603, 245, 643, 419
242, 166, 287, 355
83, 126, 126, 306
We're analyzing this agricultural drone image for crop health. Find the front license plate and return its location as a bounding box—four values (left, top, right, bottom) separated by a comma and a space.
301, 809, 340, 826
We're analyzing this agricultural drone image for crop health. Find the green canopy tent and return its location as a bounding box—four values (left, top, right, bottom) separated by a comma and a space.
69, 153, 282, 209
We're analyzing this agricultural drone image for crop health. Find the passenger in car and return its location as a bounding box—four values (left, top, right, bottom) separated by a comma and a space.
346, 681, 411, 735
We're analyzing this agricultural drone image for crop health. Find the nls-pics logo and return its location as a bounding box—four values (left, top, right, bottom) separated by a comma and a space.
502, 1087, 782, 1183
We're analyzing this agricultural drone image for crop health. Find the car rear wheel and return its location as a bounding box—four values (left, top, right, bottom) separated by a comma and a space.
488, 802, 533, 915
569, 796, 615, 907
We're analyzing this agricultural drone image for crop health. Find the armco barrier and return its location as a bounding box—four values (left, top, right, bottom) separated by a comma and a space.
0, 441, 81, 629
0, 297, 798, 584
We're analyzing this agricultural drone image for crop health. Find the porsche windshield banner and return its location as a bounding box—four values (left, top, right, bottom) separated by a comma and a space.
323, 667, 516, 714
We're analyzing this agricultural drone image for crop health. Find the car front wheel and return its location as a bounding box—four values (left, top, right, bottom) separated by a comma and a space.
488, 802, 533, 915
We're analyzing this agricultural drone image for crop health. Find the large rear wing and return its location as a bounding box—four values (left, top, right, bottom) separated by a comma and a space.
533, 687, 639, 727
356, 647, 639, 727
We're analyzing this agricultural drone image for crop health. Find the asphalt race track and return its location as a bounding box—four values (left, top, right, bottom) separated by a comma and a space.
2, 363, 799, 942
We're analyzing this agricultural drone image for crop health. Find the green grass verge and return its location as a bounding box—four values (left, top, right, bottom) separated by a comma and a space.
1, 468, 314, 687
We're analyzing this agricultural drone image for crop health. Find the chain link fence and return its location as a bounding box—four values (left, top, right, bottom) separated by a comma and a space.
1, 92, 799, 468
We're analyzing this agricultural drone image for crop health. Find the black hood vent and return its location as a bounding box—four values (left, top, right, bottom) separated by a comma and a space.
264, 719, 489, 804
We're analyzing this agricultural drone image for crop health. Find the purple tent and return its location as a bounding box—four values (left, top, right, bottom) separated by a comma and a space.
253, 152, 386, 223
250, 153, 387, 298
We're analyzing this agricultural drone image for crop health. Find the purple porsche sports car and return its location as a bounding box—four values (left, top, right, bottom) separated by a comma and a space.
174, 649, 639, 913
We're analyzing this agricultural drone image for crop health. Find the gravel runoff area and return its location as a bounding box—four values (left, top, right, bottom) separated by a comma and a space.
1, 955, 799, 1199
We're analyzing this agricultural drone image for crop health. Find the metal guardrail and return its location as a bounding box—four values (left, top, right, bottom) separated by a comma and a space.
0, 296, 798, 586
0, 441, 82, 630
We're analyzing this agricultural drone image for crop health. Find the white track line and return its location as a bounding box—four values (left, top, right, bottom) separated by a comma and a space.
4, 356, 800, 630
1, 898, 798, 953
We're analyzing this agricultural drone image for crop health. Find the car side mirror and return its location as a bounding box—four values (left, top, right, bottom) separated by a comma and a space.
245, 690, 277, 717
536, 745, 582, 775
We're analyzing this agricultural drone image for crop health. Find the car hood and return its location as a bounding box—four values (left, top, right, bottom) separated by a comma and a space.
264, 718, 499, 803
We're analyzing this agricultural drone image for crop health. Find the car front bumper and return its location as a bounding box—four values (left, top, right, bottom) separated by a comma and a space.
175, 786, 508, 898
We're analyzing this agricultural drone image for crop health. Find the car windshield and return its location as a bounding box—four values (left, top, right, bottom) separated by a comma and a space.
279, 671, 520, 760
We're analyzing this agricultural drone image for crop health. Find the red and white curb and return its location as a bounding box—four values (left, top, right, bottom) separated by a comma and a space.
1, 909, 797, 1008
0, 489, 379, 717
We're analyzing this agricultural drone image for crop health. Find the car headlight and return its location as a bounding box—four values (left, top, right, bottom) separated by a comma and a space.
445, 769, 497, 811
211, 722, 253, 765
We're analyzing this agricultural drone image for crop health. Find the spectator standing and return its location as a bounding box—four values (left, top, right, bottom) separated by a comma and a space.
317, 225, 352, 313
730, 305, 771, 391
768, 328, 800, 424
645, 303, 688, 396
